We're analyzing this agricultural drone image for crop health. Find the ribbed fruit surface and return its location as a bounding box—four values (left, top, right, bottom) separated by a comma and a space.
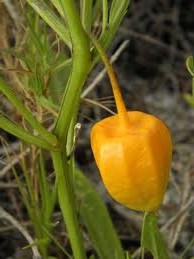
91, 111, 172, 212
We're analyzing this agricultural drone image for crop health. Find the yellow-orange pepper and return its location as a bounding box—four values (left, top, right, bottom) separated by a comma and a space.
90, 39, 172, 212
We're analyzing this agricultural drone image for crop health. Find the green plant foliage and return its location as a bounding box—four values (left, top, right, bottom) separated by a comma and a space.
0, 0, 131, 258
185, 56, 194, 107
91, 0, 130, 66
99, 0, 130, 49
183, 93, 194, 107
49, 60, 72, 103
75, 169, 127, 259
80, 0, 93, 32
186, 56, 194, 77
125, 252, 132, 259
0, 78, 58, 147
110, 0, 130, 28
141, 212, 169, 259
26, 0, 70, 47
101, 0, 108, 35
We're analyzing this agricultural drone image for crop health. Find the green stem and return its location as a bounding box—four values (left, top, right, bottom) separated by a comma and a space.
192, 77, 194, 96
140, 212, 147, 259
0, 114, 57, 150
51, 151, 87, 259
54, 0, 91, 146
0, 79, 58, 148
39, 150, 58, 235
39, 150, 52, 219
51, 2, 90, 257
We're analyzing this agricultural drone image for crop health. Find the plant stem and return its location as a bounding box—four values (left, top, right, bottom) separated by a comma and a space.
140, 212, 147, 259
54, 0, 91, 146
50, 1, 90, 258
51, 151, 87, 259
90, 37, 127, 114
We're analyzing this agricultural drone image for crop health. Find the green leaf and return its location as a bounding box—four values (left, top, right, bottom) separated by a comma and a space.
49, 60, 71, 103
23, 238, 49, 249
26, 0, 71, 47
28, 72, 43, 96
92, 0, 102, 22
93, 0, 130, 65
75, 169, 126, 259
109, 0, 130, 27
25, 13, 45, 57
0, 114, 56, 151
101, 0, 108, 35
183, 94, 194, 107
51, 0, 66, 18
186, 56, 194, 76
125, 251, 133, 259
80, 0, 93, 32
0, 78, 58, 146
141, 212, 169, 259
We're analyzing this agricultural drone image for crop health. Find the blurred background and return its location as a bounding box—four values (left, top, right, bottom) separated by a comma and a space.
0, 0, 194, 258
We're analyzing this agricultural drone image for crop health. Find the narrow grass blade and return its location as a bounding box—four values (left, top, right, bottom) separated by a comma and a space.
141, 212, 170, 259
101, 0, 108, 35
93, 0, 130, 65
26, 0, 71, 47
0, 78, 58, 147
80, 0, 93, 32
75, 169, 126, 259
51, 0, 66, 18
109, 0, 130, 27
0, 114, 56, 150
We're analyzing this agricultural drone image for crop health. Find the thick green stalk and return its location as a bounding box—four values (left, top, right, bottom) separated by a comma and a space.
51, 3, 90, 256
54, 0, 91, 145
27, 1, 90, 258
51, 151, 87, 259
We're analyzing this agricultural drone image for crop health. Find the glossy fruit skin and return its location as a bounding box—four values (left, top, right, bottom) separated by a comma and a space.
91, 111, 172, 212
